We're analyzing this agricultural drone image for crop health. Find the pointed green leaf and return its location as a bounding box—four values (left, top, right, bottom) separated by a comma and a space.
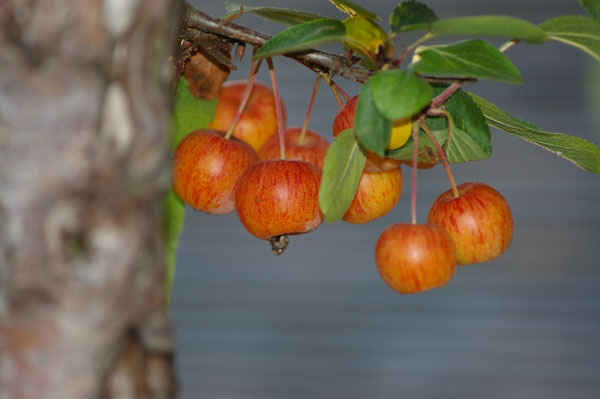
405, 16, 549, 43
427, 87, 491, 162
319, 129, 367, 223
329, 0, 378, 21
580, 0, 600, 19
369, 69, 433, 120
388, 86, 491, 163
539, 15, 600, 62
170, 76, 217, 151
470, 93, 600, 173
410, 39, 523, 83
164, 189, 185, 305
355, 78, 393, 156
390, 1, 439, 33
254, 19, 346, 59
223, 1, 324, 25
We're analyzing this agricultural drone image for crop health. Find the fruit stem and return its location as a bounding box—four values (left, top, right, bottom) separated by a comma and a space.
333, 80, 350, 102
322, 73, 344, 108
267, 57, 286, 160
224, 55, 262, 140
419, 117, 459, 199
430, 81, 462, 109
394, 32, 435, 66
427, 107, 454, 152
299, 72, 322, 147
499, 39, 520, 53
411, 122, 419, 225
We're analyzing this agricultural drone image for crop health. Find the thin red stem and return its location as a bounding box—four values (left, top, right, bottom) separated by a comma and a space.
430, 82, 462, 109
299, 73, 322, 146
267, 57, 286, 160
411, 123, 419, 225
333, 80, 350, 101
323, 73, 343, 108
427, 108, 454, 152
224, 55, 262, 140
420, 118, 459, 198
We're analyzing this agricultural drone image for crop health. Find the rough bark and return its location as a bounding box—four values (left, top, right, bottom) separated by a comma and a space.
0, 0, 181, 397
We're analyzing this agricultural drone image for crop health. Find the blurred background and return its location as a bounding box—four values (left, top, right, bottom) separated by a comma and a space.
173, 1, 600, 397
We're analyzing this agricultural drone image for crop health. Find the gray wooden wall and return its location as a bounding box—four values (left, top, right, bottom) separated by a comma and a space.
173, 1, 600, 397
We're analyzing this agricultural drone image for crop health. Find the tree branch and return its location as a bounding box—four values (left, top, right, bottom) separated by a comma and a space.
182, 2, 371, 83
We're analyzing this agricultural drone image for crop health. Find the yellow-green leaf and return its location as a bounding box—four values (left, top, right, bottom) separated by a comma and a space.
329, 0, 378, 21
342, 16, 390, 61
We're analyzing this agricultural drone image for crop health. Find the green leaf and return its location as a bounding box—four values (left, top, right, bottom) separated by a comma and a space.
254, 19, 346, 59
470, 93, 600, 173
427, 87, 491, 162
580, 0, 600, 19
354, 78, 393, 156
319, 129, 367, 223
170, 76, 217, 151
223, 1, 324, 25
342, 16, 389, 59
410, 39, 523, 83
329, 0, 379, 21
388, 86, 491, 163
390, 1, 439, 33
539, 15, 600, 62
405, 16, 549, 43
369, 69, 433, 120
164, 189, 186, 305
167, 75, 217, 305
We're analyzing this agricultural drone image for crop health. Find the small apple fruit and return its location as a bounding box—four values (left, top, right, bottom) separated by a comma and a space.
208, 80, 286, 151
258, 126, 329, 170
375, 223, 457, 294
172, 129, 258, 214
235, 159, 323, 253
343, 167, 403, 224
332, 95, 407, 172
427, 182, 514, 265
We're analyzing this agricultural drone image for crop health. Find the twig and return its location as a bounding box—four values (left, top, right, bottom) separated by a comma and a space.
183, 3, 370, 83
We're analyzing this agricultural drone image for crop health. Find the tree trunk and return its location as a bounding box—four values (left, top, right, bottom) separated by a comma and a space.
0, 0, 181, 397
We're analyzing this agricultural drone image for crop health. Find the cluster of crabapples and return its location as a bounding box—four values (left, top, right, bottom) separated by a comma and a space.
172, 78, 514, 294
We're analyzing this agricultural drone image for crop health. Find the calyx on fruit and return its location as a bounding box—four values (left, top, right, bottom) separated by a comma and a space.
235, 159, 323, 254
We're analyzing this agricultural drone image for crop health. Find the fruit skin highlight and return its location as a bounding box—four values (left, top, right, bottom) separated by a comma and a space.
332, 95, 409, 172
172, 129, 258, 214
208, 80, 286, 151
258, 126, 329, 170
375, 223, 457, 294
428, 182, 514, 265
343, 167, 403, 224
235, 159, 323, 240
